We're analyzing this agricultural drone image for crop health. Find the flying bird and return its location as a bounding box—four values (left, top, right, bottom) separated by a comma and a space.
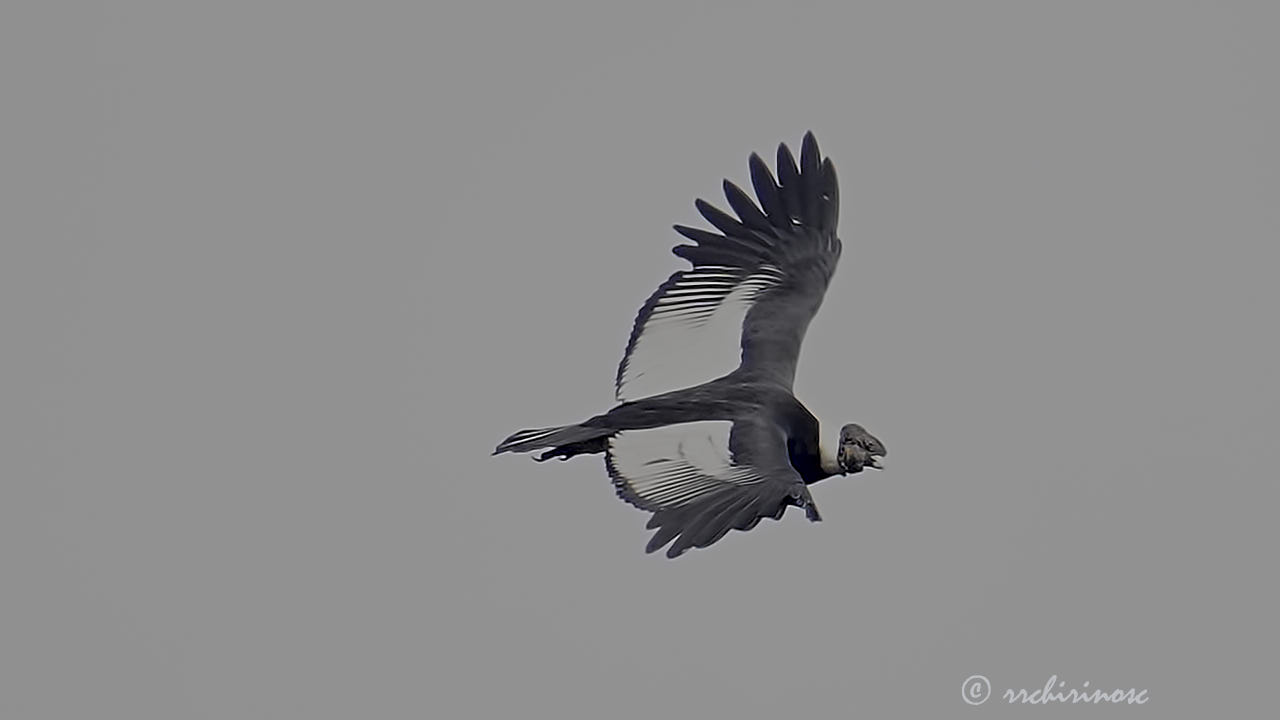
494, 132, 886, 558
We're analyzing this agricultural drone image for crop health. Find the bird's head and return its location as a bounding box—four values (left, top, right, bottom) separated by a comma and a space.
837, 423, 886, 473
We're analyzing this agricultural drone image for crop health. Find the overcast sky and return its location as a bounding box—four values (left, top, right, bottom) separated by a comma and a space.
5, 1, 1279, 717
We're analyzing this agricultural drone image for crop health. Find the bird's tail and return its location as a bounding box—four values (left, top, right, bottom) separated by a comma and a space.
493, 423, 613, 461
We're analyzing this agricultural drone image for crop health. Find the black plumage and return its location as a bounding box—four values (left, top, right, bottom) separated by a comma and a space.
495, 133, 886, 558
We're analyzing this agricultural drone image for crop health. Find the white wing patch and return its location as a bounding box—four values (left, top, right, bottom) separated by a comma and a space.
617, 265, 784, 401
608, 422, 764, 509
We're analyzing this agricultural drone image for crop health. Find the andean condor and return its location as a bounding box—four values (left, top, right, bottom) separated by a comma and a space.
495, 133, 887, 558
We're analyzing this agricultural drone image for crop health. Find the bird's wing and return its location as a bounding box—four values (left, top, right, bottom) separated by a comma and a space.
606, 418, 820, 558
615, 132, 842, 401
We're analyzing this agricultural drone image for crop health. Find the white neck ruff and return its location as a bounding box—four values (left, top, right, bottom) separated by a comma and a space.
819, 443, 842, 475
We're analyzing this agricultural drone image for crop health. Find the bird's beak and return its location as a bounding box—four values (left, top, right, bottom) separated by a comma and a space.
867, 456, 885, 470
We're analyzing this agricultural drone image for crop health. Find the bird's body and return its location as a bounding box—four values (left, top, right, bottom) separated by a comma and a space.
495, 133, 886, 557
515, 374, 829, 479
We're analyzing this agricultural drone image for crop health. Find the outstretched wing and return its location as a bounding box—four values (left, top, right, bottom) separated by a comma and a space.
605, 418, 821, 558
615, 132, 842, 402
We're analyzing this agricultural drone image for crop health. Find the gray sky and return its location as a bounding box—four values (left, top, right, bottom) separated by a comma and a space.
5, 1, 1278, 717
